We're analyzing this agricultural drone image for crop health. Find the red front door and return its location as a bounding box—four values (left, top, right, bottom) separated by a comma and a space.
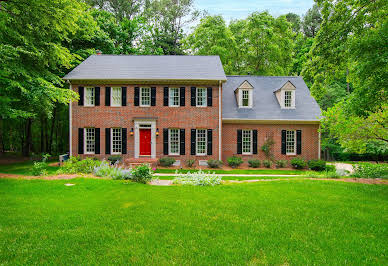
139, 129, 151, 156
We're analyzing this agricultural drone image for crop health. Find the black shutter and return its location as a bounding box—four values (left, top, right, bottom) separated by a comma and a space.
281, 130, 287, 154
121, 87, 127, 106
78, 87, 84, 106
207, 87, 213, 107
78, 128, 84, 154
105, 128, 111, 154
134, 87, 139, 106
191, 87, 196, 106
207, 129, 212, 155
180, 87, 185, 106
253, 130, 258, 154
95, 87, 100, 106
237, 129, 242, 154
180, 129, 185, 155
95, 128, 100, 154
163, 87, 169, 106
191, 129, 196, 155
105, 87, 111, 106
151, 87, 156, 106
296, 130, 302, 155
122, 128, 127, 154
163, 128, 169, 155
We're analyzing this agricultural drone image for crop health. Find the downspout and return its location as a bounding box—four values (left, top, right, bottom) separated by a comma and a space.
318, 124, 321, 159
68, 82, 72, 156
219, 80, 222, 161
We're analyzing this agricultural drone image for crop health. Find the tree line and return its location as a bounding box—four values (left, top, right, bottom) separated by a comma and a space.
0, 0, 386, 159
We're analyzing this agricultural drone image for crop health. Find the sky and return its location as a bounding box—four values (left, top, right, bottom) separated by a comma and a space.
195, 0, 315, 22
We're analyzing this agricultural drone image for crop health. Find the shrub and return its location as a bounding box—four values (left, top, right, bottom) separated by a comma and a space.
207, 159, 223, 168
352, 163, 388, 179
132, 164, 154, 183
308, 159, 327, 171
275, 160, 288, 168
107, 155, 122, 165
263, 160, 273, 168
58, 156, 101, 174
290, 157, 307, 169
248, 159, 261, 168
158, 157, 176, 167
32, 162, 48, 176
227, 156, 243, 168
186, 159, 195, 167
93, 161, 132, 180
173, 170, 221, 186
325, 164, 336, 172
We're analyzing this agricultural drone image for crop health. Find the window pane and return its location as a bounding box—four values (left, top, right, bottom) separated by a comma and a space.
169, 88, 180, 106
196, 129, 207, 155
242, 130, 252, 153
196, 88, 207, 107
112, 128, 122, 154
85, 128, 95, 153
242, 90, 249, 107
169, 129, 180, 155
85, 87, 95, 106
284, 91, 292, 107
286, 130, 295, 154
141, 87, 150, 106
111, 87, 121, 106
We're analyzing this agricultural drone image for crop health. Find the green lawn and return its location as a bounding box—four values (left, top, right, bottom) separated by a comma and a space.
0, 161, 60, 176
155, 168, 304, 175
159, 175, 304, 180
0, 178, 387, 264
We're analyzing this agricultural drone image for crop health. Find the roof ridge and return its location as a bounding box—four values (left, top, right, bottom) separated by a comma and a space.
226, 75, 300, 78
89, 54, 220, 57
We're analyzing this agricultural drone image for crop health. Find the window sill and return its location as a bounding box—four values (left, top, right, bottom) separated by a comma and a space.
195, 105, 208, 108
195, 154, 207, 156
286, 153, 297, 156
168, 105, 180, 108
139, 105, 151, 108
168, 154, 181, 156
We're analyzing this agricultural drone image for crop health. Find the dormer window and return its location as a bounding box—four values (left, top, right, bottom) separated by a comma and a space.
274, 81, 296, 109
241, 90, 250, 107
236, 80, 253, 108
284, 90, 292, 108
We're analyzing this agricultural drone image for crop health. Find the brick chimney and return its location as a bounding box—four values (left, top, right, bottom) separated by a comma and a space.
96, 49, 102, 55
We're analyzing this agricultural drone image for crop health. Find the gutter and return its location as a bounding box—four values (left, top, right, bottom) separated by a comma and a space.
219, 80, 222, 161
222, 118, 321, 125
68, 81, 72, 156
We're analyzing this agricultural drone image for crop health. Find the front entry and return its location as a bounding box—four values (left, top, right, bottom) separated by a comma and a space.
139, 129, 151, 156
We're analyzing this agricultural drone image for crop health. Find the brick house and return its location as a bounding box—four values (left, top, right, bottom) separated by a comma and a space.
64, 55, 321, 166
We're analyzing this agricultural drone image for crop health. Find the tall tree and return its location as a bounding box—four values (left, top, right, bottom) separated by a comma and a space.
286, 13, 301, 33
302, 4, 322, 37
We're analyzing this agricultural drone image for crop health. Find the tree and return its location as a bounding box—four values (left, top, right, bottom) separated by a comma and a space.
286, 13, 301, 33
302, 4, 322, 37
85, 0, 143, 21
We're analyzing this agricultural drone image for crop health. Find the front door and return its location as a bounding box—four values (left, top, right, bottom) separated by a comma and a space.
139, 129, 151, 156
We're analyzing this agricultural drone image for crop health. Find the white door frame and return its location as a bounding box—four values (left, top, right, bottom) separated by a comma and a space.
134, 120, 156, 158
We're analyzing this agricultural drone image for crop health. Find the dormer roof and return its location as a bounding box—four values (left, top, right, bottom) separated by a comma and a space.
236, 80, 254, 90
273, 80, 296, 93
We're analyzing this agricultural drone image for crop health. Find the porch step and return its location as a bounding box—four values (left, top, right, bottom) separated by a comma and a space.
124, 158, 158, 168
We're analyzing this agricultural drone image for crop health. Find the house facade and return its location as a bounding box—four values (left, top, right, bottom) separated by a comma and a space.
64, 55, 321, 166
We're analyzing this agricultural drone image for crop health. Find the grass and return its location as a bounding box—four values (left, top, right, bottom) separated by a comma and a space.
0, 178, 387, 265
155, 168, 304, 175
159, 175, 304, 180
0, 160, 60, 176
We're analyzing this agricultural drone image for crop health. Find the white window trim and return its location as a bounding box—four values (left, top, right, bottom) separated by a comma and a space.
286, 130, 297, 155
282, 90, 295, 109
196, 129, 207, 156
168, 128, 180, 155
111, 128, 122, 155
84, 87, 95, 107
239, 89, 252, 108
196, 88, 207, 107
111, 87, 122, 107
242, 129, 253, 155
169, 88, 180, 107
140, 87, 151, 107
84, 128, 95, 154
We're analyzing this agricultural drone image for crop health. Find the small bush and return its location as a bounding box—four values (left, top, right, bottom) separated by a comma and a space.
173, 170, 221, 186
32, 162, 48, 176
207, 159, 223, 168
93, 161, 132, 180
352, 163, 388, 179
132, 164, 154, 183
248, 159, 261, 168
186, 159, 195, 167
159, 157, 176, 167
275, 160, 288, 168
59, 156, 101, 174
262, 160, 273, 168
290, 157, 307, 169
308, 159, 327, 171
107, 155, 122, 165
325, 164, 336, 172
227, 156, 243, 168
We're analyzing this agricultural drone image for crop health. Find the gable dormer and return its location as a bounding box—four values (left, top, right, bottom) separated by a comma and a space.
274, 81, 296, 109
235, 80, 253, 108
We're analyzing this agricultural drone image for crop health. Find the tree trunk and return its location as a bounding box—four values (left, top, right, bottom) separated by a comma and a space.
23, 118, 32, 157
40, 116, 44, 153
0, 117, 3, 154
48, 105, 57, 154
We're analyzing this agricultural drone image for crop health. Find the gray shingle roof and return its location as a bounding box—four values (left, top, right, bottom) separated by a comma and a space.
63, 55, 226, 81
222, 76, 321, 121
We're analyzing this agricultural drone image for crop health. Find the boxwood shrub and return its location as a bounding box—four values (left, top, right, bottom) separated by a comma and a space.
290, 157, 307, 169
227, 156, 243, 168
158, 157, 176, 167
207, 159, 223, 168
308, 159, 327, 171
248, 159, 261, 168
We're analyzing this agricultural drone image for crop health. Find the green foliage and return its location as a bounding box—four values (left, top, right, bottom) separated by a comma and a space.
185, 159, 195, 168
262, 160, 273, 168
261, 137, 275, 160
107, 155, 122, 164
302, 4, 322, 37
173, 170, 222, 186
286, 13, 301, 33
303, 170, 340, 179
275, 160, 288, 168
352, 163, 388, 179
158, 157, 176, 167
59, 156, 101, 174
290, 157, 307, 169
32, 162, 48, 176
308, 160, 327, 171
248, 159, 261, 168
325, 165, 336, 172
227, 156, 243, 168
207, 159, 223, 168
131, 164, 154, 184
93, 161, 132, 180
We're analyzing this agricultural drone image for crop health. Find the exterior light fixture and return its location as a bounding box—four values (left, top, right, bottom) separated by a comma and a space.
156, 128, 159, 136
130, 128, 134, 136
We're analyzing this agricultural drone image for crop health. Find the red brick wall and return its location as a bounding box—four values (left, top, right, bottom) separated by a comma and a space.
222, 123, 320, 163
71, 84, 220, 165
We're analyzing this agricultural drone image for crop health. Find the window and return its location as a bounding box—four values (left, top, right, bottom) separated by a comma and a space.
242, 130, 252, 154
169, 88, 180, 107
140, 87, 151, 106
284, 90, 292, 108
169, 129, 180, 155
85, 87, 95, 106
111, 87, 122, 106
196, 88, 207, 107
84, 128, 95, 154
286, 130, 296, 155
196, 129, 207, 155
111, 128, 122, 154
241, 89, 250, 107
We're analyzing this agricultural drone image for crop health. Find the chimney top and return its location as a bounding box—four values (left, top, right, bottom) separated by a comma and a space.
96, 49, 102, 55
